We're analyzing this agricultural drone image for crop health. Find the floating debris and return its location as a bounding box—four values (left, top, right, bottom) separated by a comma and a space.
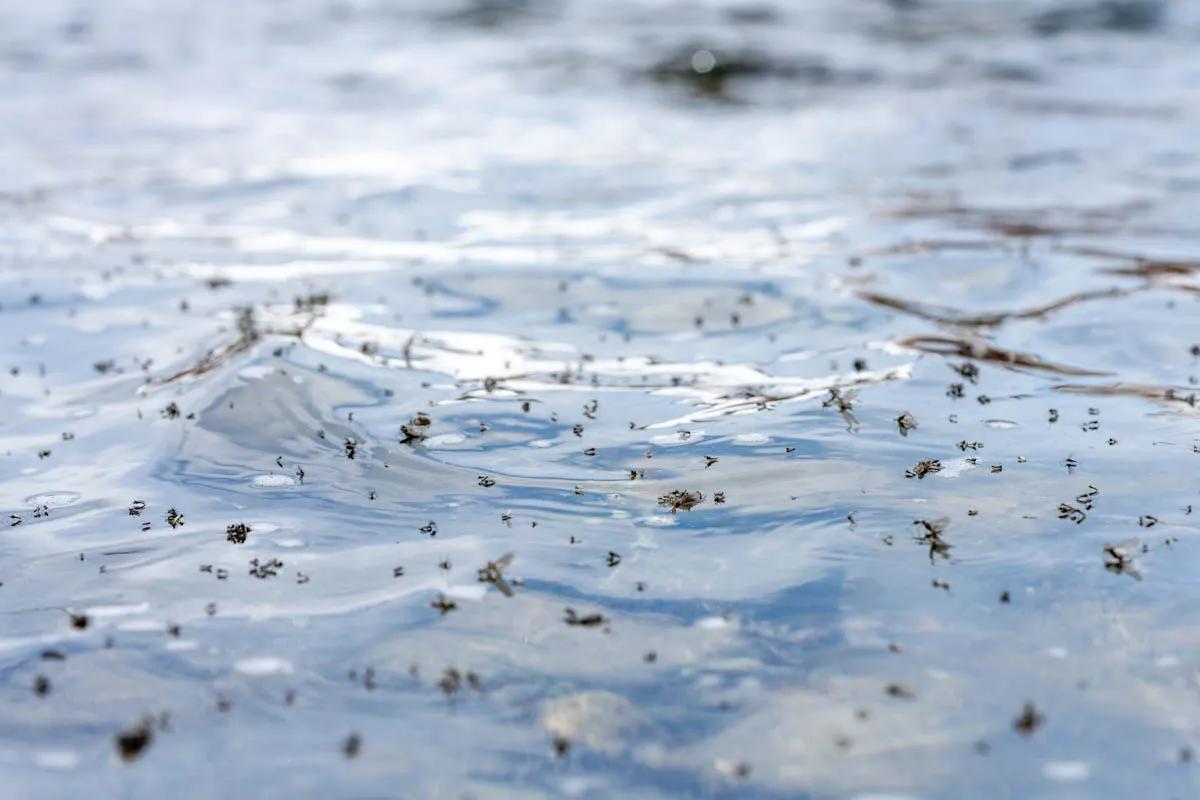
658, 490, 704, 512
905, 459, 942, 479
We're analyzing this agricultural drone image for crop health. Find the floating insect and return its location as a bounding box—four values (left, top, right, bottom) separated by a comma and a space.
1012, 702, 1044, 736
822, 388, 859, 430
895, 412, 918, 437
913, 517, 952, 562
431, 594, 457, 614
477, 475, 495, 488
128, 500, 146, 517
342, 734, 361, 759
165, 508, 184, 529
951, 362, 979, 383
477, 553, 515, 597
115, 718, 155, 762
1103, 538, 1143, 580
564, 608, 605, 627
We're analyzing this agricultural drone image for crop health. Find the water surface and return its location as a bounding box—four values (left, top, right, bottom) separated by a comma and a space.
2, 1, 1200, 797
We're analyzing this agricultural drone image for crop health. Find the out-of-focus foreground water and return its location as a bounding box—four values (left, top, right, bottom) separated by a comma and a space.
2, 0, 1200, 797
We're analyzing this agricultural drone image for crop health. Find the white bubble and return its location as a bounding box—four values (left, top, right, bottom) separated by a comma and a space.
691, 49, 716, 74
252, 474, 296, 488
235, 657, 294, 676
1043, 761, 1090, 782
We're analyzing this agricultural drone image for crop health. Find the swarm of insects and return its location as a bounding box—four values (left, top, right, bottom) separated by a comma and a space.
248, 558, 283, 578
905, 459, 942, 479
658, 490, 704, 512
1057, 504, 1086, 524
437, 667, 484, 696
226, 523, 251, 544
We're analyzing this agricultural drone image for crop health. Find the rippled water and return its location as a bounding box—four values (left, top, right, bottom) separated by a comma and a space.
3, 0, 1200, 797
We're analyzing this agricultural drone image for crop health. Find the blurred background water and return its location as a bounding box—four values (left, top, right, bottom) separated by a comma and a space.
2, 0, 1200, 797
